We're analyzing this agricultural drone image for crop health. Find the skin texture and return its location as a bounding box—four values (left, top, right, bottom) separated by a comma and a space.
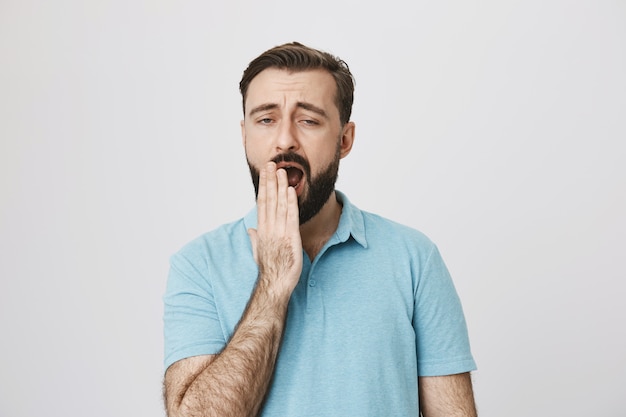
419, 373, 478, 417
163, 68, 477, 417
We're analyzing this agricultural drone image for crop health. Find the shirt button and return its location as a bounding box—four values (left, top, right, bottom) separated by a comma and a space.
309, 280, 317, 287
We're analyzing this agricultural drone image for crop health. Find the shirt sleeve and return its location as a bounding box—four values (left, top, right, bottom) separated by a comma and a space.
163, 250, 226, 371
414, 244, 477, 376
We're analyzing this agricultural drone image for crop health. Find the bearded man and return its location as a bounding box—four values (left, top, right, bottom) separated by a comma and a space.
163, 42, 478, 417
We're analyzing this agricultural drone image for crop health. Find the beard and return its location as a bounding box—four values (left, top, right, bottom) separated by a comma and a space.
247, 144, 341, 225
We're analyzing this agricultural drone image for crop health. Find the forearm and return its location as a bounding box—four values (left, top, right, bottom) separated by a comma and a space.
175, 276, 290, 417
419, 373, 477, 417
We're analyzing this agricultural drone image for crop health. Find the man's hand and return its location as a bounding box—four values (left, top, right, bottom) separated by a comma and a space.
247, 161, 303, 299
164, 162, 303, 417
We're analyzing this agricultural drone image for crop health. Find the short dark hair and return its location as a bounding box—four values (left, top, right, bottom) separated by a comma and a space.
239, 42, 355, 125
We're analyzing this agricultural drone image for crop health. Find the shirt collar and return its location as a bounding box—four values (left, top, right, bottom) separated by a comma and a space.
334, 190, 367, 248
243, 190, 367, 248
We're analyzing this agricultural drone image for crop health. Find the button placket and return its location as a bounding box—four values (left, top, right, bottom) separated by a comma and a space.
305, 267, 320, 313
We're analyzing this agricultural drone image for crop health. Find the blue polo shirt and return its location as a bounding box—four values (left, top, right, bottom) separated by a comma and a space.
164, 192, 476, 416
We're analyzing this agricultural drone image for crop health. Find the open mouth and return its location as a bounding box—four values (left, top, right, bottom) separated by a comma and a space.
283, 166, 304, 188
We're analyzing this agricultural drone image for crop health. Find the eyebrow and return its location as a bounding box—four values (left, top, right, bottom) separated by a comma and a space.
296, 102, 328, 119
248, 102, 329, 119
248, 103, 278, 117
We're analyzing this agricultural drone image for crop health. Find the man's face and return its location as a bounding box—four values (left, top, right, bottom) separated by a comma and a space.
241, 68, 354, 225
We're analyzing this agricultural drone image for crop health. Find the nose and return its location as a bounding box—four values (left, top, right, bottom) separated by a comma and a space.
274, 119, 299, 153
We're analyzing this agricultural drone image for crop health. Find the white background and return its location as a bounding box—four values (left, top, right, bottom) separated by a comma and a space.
1, 1, 625, 416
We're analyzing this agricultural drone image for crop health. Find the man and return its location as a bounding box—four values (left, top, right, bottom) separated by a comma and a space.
163, 42, 477, 417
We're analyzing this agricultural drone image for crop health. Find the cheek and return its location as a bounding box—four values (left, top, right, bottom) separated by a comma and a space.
312, 142, 341, 168
244, 142, 265, 164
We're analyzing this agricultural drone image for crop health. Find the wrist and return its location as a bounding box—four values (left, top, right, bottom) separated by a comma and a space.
256, 273, 294, 306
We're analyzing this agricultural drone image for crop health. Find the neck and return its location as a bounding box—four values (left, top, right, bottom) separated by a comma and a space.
299, 191, 342, 260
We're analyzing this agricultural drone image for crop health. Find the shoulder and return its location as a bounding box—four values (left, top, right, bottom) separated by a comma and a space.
360, 209, 436, 250
165, 216, 258, 301
170, 217, 250, 267
338, 191, 436, 252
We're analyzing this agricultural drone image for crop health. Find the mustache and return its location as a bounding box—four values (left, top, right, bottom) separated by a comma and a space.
271, 152, 311, 178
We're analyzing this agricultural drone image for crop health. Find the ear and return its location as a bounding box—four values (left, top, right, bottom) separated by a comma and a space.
240, 119, 246, 148
339, 122, 355, 159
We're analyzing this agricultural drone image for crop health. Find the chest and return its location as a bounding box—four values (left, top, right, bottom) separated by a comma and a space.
209, 235, 418, 343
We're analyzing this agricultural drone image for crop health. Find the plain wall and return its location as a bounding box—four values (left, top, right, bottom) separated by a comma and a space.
1, 1, 624, 416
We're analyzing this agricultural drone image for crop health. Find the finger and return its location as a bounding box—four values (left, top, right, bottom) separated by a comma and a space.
264, 162, 278, 230
286, 185, 299, 232
275, 168, 289, 234
257, 165, 267, 230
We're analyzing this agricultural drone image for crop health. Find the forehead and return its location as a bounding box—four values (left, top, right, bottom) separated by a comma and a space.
245, 68, 338, 115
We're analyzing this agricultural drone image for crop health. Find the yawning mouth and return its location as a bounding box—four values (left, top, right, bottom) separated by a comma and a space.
283, 166, 304, 188
272, 152, 310, 193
